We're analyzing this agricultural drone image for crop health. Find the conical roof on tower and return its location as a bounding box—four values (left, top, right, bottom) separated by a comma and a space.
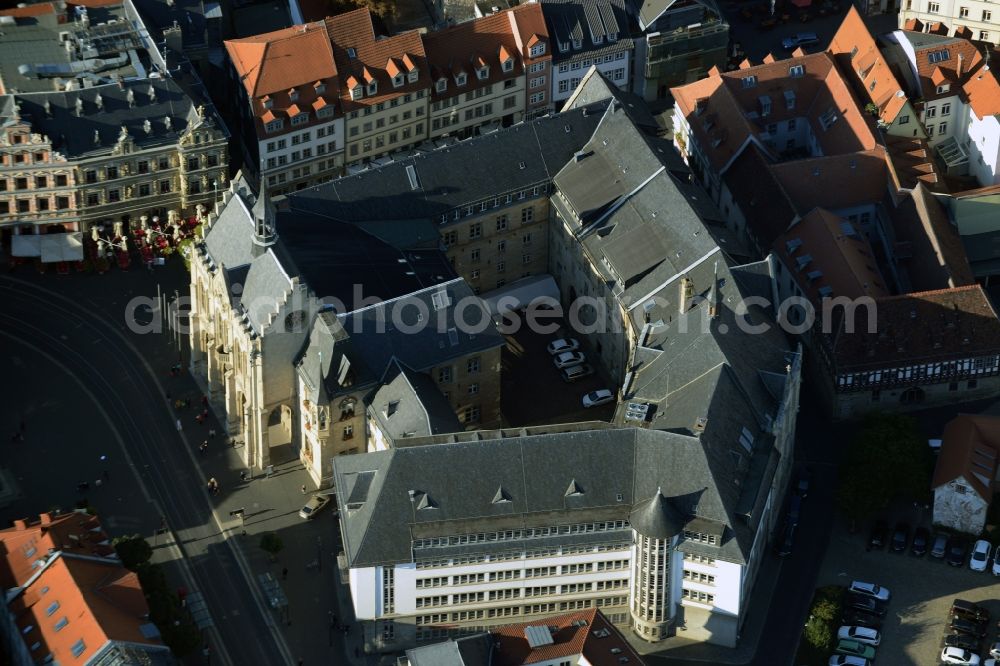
629, 488, 687, 540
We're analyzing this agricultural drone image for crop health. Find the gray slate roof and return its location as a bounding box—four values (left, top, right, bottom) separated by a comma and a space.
337, 277, 505, 377
541, 0, 635, 63
333, 425, 751, 567
204, 177, 258, 269
14, 78, 220, 158
405, 633, 493, 666
288, 101, 610, 225
297, 311, 377, 404
368, 361, 463, 441
240, 249, 294, 334
629, 490, 688, 539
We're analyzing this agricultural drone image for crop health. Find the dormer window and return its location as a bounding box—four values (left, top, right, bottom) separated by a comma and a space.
436, 78, 447, 92
608, 31, 618, 41
314, 81, 326, 94
367, 80, 378, 95
407, 69, 418, 83
262, 96, 274, 110
571, 39, 582, 50
351, 85, 363, 100
347, 47, 357, 59
477, 66, 489, 80
789, 64, 804, 77
593, 34, 603, 45
265, 119, 283, 132
393, 73, 404, 87
759, 95, 772, 116
530, 42, 547, 57
502, 57, 513, 72
288, 88, 299, 102
456, 72, 467, 86
936, 83, 950, 94
560, 41, 570, 53
742, 75, 757, 89
317, 105, 335, 118
291, 112, 309, 126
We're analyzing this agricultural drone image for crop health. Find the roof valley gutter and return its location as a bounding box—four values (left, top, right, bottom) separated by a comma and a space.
578, 165, 666, 240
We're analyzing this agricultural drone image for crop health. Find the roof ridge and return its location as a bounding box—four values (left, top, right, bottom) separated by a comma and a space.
875, 283, 983, 301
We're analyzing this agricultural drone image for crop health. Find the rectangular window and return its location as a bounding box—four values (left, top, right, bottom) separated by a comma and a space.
496, 214, 508, 231
159, 179, 171, 193
984, 9, 991, 20
939, 122, 948, 134
461, 405, 481, 423
928, 2, 939, 12
941, 103, 951, 116
57, 196, 70, 209
469, 223, 482, 239
438, 367, 452, 383
521, 207, 533, 224
467, 357, 480, 374
85, 170, 97, 184
960, 5, 969, 15
71, 640, 86, 658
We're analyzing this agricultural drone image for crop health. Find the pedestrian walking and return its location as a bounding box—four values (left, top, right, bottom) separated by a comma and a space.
199, 440, 208, 455
175, 418, 182, 431
240, 470, 249, 482
301, 484, 307, 495
282, 567, 288, 580
208, 427, 217, 439
195, 413, 205, 425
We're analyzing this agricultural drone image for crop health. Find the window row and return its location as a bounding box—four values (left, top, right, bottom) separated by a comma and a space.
412, 520, 630, 549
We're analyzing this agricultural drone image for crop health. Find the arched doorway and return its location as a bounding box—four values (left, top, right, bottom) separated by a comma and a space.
267, 403, 296, 464
900, 387, 925, 405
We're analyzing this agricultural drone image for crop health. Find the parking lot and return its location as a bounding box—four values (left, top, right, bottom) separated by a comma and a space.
500, 317, 616, 427
817, 510, 1000, 666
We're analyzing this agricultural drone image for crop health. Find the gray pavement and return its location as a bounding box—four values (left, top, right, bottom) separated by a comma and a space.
0, 263, 370, 666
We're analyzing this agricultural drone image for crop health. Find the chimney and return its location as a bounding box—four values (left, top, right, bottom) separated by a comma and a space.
94, 93, 103, 110
39, 512, 53, 525
679, 276, 693, 314
13, 519, 28, 530
957, 53, 964, 78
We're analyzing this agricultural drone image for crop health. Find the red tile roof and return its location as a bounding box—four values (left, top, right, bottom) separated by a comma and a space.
492, 608, 641, 666
833, 285, 1000, 371
963, 63, 1000, 120
672, 52, 876, 173
776, 207, 889, 303
422, 8, 525, 102
0, 512, 114, 590
828, 6, 908, 126
226, 21, 337, 98
9, 554, 160, 665
906, 32, 984, 101
892, 181, 975, 291
0, 2, 58, 16
769, 149, 888, 211
932, 413, 1000, 499
325, 8, 428, 111
884, 135, 944, 192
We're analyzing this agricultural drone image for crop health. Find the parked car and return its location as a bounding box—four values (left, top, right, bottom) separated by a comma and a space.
546, 338, 580, 355
553, 351, 585, 369
951, 616, 988, 638
848, 580, 890, 602
840, 610, 882, 630
989, 642, 1000, 659
993, 547, 1000, 576
941, 647, 981, 665
782, 31, 819, 50
561, 364, 594, 382
890, 523, 910, 553
911, 527, 930, 557
298, 494, 331, 520
948, 538, 970, 567
828, 657, 869, 666
834, 639, 875, 661
582, 389, 614, 408
845, 593, 886, 617
868, 520, 887, 550
972, 539, 993, 572
931, 532, 950, 559
945, 633, 982, 652
953, 599, 991, 623
837, 626, 880, 646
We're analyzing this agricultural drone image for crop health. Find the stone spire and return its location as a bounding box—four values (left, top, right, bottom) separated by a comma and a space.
251, 188, 277, 255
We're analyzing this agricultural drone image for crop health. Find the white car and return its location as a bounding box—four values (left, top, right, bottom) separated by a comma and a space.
547, 338, 580, 355
837, 625, 880, 647
582, 389, 614, 408
990, 643, 1000, 659
942, 647, 982, 665
848, 580, 890, 602
553, 351, 585, 369
828, 657, 869, 666
971, 539, 992, 572
992, 547, 1000, 575
298, 494, 331, 520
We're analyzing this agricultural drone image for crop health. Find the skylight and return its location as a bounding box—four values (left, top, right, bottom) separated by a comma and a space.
927, 49, 950, 64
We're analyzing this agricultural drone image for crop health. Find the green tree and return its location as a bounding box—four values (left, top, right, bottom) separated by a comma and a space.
113, 534, 153, 571
259, 533, 284, 560
803, 616, 833, 652
837, 413, 933, 522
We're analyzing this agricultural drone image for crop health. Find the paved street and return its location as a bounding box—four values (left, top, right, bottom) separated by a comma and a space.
0, 264, 371, 666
